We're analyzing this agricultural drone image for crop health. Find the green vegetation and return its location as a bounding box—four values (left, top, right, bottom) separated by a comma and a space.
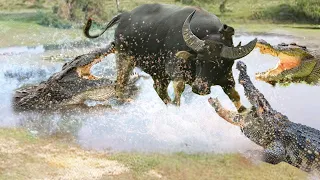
254, 0, 320, 24
0, 20, 81, 47
176, 0, 320, 24
1, 0, 320, 27
0, 1, 319, 179
109, 152, 308, 179
36, 11, 72, 29
0, 0, 176, 27
0, 0, 319, 50
0, 9, 72, 29
0, 128, 308, 180
0, 0, 318, 39
0, 0, 318, 49
0, 128, 37, 142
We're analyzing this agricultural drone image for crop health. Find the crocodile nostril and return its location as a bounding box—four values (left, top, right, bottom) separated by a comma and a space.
219, 24, 228, 33
223, 24, 228, 30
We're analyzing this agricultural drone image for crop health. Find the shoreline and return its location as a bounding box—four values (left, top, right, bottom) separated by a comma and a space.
1, 22, 319, 50
0, 128, 308, 179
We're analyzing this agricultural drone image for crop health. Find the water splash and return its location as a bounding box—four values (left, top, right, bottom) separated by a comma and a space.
0, 35, 319, 153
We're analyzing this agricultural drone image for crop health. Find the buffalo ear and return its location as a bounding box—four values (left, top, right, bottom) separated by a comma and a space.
175, 51, 194, 61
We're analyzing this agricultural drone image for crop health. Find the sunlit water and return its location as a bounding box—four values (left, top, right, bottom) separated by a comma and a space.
0, 35, 319, 153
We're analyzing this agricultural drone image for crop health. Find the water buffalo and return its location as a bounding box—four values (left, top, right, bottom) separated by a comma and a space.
84, 3, 257, 112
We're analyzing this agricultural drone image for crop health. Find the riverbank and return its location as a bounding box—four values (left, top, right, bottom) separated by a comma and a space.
1, 20, 319, 49
0, 21, 81, 48
233, 23, 320, 50
1, 3, 320, 179
0, 128, 307, 180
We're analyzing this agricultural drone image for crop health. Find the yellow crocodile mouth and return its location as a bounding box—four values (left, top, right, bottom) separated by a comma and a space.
255, 55, 301, 79
254, 42, 302, 83
76, 57, 103, 80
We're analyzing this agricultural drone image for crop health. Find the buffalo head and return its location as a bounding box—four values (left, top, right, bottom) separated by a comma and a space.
180, 10, 257, 95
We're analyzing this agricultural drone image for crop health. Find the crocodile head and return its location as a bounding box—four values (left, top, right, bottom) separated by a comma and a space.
13, 45, 143, 111
210, 61, 320, 171
52, 51, 118, 106
255, 39, 318, 85
208, 61, 290, 148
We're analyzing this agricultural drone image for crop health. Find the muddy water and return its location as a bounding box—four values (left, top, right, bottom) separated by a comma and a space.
0, 35, 319, 153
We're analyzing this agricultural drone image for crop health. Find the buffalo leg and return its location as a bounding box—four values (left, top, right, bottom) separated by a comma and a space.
172, 80, 185, 106
221, 83, 246, 113
221, 70, 247, 113
153, 77, 171, 104
115, 53, 135, 100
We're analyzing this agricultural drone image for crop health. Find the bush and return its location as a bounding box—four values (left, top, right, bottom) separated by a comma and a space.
53, 0, 113, 23
175, 0, 194, 4
253, 0, 320, 24
296, 0, 320, 23
36, 11, 72, 29
176, 0, 222, 5
260, 4, 303, 22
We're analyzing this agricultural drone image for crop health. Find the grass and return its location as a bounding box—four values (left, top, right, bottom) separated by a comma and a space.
171, 0, 296, 24
0, 0, 179, 47
0, 1, 318, 179
1, 0, 319, 48
0, 128, 309, 180
109, 152, 308, 179
0, 20, 82, 47
231, 23, 320, 35
0, 10, 41, 22
0, 128, 128, 179
0, 0, 319, 24
0, 0, 55, 10
1, 19, 319, 48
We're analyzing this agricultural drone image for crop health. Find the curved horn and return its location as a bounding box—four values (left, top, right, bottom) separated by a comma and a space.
220, 38, 257, 60
182, 10, 205, 52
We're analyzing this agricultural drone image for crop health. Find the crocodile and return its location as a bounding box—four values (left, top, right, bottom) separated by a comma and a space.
13, 42, 144, 112
209, 61, 320, 173
255, 39, 320, 86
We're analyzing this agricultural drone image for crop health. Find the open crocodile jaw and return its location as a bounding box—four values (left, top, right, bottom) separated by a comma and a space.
76, 57, 103, 80
255, 53, 302, 84
62, 80, 115, 106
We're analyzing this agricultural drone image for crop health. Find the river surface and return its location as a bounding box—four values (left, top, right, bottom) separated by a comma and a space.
0, 35, 319, 153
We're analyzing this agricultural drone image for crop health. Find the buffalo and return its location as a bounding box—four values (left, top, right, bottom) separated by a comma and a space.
84, 4, 257, 112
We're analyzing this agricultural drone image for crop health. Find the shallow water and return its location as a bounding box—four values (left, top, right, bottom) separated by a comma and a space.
0, 35, 319, 153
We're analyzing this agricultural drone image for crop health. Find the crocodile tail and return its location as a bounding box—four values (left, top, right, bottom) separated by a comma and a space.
83, 13, 122, 39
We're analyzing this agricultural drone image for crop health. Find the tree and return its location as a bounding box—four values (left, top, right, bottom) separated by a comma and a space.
115, 0, 120, 13
54, 0, 108, 22
219, 0, 232, 14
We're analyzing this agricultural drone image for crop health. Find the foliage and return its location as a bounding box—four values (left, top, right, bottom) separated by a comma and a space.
253, 0, 320, 24
26, 0, 44, 8
36, 11, 72, 29
296, 0, 320, 23
175, 0, 194, 4
0, 20, 80, 47
108, 152, 307, 179
0, 128, 307, 179
53, 0, 117, 24
177, 0, 223, 5
1, 0, 319, 27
